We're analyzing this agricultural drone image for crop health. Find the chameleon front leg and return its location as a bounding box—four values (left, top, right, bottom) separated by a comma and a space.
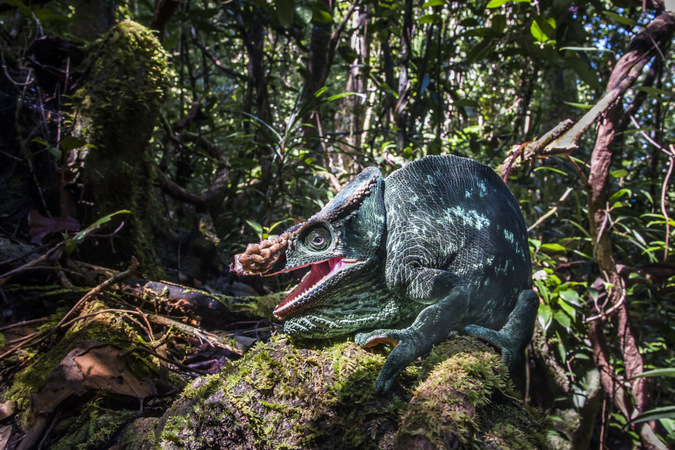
464, 289, 539, 376
355, 284, 471, 393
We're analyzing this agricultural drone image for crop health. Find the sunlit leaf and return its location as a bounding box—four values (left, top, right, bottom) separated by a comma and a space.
559, 46, 603, 52
531, 16, 556, 43
563, 102, 594, 110
626, 406, 675, 426
486, 0, 531, 8
538, 303, 552, 331
632, 368, 675, 379
540, 243, 567, 252
422, 0, 445, 7
245, 220, 264, 239
65, 210, 130, 256
559, 289, 580, 305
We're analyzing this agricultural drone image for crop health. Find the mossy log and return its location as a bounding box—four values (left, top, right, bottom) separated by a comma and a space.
125, 335, 548, 449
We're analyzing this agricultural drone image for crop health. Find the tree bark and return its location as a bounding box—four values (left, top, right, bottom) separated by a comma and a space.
586, 12, 675, 450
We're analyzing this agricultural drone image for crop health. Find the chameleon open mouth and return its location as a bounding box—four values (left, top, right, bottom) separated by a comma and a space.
273, 257, 361, 319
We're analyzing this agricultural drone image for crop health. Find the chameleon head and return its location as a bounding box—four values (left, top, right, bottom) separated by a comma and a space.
232, 167, 386, 321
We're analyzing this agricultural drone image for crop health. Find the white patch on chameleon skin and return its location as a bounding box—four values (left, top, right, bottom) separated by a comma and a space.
504, 228, 515, 244
445, 206, 490, 230
478, 180, 488, 197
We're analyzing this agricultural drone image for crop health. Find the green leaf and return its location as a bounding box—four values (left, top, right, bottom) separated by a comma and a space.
538, 303, 552, 331
540, 243, 567, 253
563, 102, 594, 110
626, 406, 675, 426
637, 86, 674, 99
559, 46, 602, 52
419, 13, 441, 24
453, 99, 479, 107
467, 39, 496, 63
559, 289, 580, 305
491, 14, 506, 34
531, 16, 556, 43
632, 368, 675, 379
565, 57, 602, 90
557, 297, 577, 319
48, 147, 62, 158
312, 6, 332, 24
486, 0, 530, 8
296, 6, 313, 24
245, 220, 264, 238
602, 11, 637, 27
533, 166, 569, 176
326, 92, 366, 102
422, 0, 445, 7
65, 210, 131, 257
31, 137, 49, 146
276, 0, 296, 28
554, 309, 571, 328
611, 169, 628, 178
59, 136, 87, 152
609, 188, 631, 203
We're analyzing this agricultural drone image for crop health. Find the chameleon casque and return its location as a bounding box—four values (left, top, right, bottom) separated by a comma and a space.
233, 154, 539, 392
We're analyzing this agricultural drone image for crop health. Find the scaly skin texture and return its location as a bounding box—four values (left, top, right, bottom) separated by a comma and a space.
233, 154, 539, 392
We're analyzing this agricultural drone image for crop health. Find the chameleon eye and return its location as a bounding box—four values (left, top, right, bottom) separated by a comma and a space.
305, 225, 331, 251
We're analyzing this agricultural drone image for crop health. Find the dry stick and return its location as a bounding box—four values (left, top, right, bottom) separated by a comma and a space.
527, 187, 574, 232
0, 257, 140, 361
544, 62, 651, 155
53, 257, 140, 330
0, 244, 64, 286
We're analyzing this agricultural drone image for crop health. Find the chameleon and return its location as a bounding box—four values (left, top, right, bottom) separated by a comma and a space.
233, 154, 539, 392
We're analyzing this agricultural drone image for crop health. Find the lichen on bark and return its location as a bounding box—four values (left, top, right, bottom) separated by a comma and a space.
70, 20, 172, 278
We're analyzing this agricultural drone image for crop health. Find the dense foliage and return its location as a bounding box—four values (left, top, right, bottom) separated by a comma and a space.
1, 0, 674, 448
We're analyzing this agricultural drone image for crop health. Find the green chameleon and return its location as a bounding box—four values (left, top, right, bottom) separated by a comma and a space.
234, 154, 538, 392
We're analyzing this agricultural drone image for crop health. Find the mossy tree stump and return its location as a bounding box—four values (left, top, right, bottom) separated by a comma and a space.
71, 20, 171, 278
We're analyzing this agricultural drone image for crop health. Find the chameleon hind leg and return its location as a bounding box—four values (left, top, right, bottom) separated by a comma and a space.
464, 289, 539, 376
355, 284, 471, 393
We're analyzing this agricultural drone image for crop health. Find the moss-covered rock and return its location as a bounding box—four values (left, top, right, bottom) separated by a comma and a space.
129, 335, 548, 449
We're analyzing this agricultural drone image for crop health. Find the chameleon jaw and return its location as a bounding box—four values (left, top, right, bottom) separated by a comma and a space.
273, 257, 362, 319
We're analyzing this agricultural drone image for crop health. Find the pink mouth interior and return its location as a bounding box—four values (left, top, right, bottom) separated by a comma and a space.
273, 257, 345, 318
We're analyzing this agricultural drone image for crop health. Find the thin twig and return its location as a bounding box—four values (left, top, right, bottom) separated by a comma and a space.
528, 187, 574, 232
661, 145, 674, 260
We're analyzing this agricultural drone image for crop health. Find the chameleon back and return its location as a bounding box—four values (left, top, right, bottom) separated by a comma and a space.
383, 154, 531, 330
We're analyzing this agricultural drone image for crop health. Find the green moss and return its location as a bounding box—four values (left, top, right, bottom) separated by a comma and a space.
397, 336, 548, 449
151, 335, 406, 449
139, 334, 548, 449
50, 398, 138, 450
2, 301, 165, 429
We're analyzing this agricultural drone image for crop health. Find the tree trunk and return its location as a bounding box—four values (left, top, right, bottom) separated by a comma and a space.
586, 12, 675, 450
